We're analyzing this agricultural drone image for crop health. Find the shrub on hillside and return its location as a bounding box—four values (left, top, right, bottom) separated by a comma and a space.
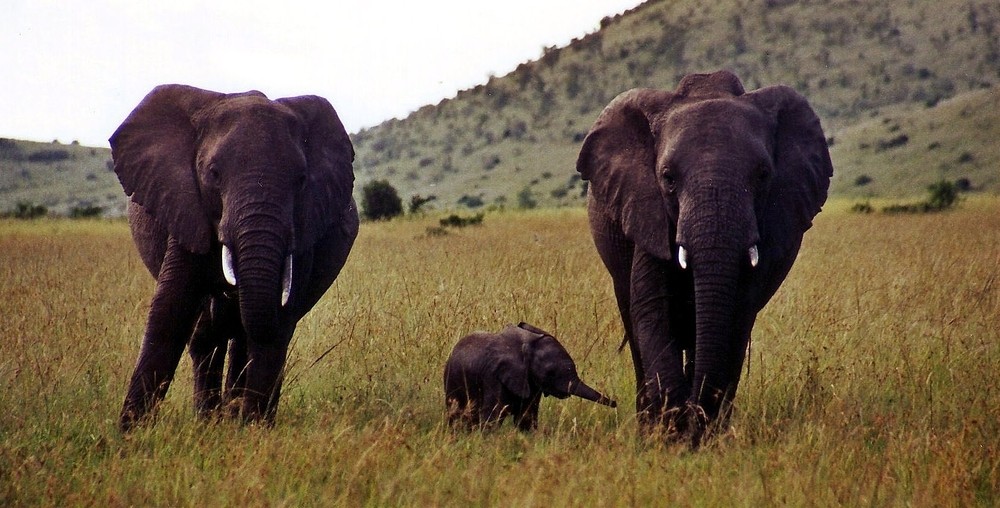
880, 179, 962, 214
27, 149, 71, 163
361, 179, 403, 221
4, 202, 48, 219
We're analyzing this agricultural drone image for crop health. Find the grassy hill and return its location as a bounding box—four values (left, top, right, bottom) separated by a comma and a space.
351, 0, 1000, 209
830, 87, 1000, 198
3, 0, 998, 216
0, 138, 122, 217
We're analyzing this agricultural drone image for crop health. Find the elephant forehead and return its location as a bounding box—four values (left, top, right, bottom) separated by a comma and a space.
659, 101, 773, 162
197, 96, 300, 135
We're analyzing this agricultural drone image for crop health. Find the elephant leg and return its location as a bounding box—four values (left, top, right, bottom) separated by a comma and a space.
513, 394, 541, 432
190, 296, 241, 417
588, 207, 644, 408
189, 301, 225, 416
224, 328, 248, 408
629, 249, 689, 431
120, 240, 206, 431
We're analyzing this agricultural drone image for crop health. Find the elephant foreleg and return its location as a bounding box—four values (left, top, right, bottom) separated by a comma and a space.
120, 240, 205, 431
513, 394, 541, 432
189, 303, 225, 416
190, 296, 241, 417
588, 208, 644, 407
629, 249, 689, 430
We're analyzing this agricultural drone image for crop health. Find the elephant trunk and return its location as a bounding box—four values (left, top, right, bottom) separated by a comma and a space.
568, 379, 618, 408
232, 225, 289, 344
690, 246, 743, 420
226, 209, 295, 421
680, 187, 755, 428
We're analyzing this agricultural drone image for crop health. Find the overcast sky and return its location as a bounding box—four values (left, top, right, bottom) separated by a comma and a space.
1, 0, 642, 147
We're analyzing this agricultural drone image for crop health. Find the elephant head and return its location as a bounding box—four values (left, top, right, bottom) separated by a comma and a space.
111, 84, 353, 339
110, 84, 356, 428
577, 71, 831, 437
500, 323, 617, 408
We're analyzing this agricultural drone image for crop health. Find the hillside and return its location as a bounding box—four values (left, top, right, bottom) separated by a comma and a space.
3, 0, 999, 216
0, 138, 122, 217
830, 87, 1000, 197
351, 0, 1000, 209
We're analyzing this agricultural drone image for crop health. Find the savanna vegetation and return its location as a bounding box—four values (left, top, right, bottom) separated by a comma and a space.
0, 138, 119, 218
349, 0, 1000, 209
2, 199, 997, 505
4, 0, 999, 217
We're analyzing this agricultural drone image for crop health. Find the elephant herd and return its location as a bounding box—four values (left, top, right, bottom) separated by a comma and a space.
110, 70, 832, 446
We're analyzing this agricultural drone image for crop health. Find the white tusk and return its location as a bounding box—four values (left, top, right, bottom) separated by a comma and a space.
677, 246, 688, 270
280, 254, 293, 307
749, 245, 760, 268
222, 245, 237, 286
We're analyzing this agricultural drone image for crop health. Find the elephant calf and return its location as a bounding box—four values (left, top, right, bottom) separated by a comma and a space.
443, 322, 616, 431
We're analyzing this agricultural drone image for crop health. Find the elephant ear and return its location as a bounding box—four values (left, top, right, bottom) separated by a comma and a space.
494, 324, 543, 399
276, 95, 355, 252
576, 89, 675, 261
109, 84, 225, 253
745, 85, 833, 238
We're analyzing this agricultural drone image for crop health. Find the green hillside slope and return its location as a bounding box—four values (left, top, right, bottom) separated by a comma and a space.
3, 0, 998, 216
830, 87, 999, 197
0, 139, 122, 217
351, 0, 1000, 209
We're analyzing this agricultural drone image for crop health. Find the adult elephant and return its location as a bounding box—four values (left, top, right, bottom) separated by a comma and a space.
576, 71, 832, 445
111, 84, 359, 431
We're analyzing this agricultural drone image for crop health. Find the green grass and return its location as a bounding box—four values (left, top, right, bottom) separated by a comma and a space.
1, 201, 998, 505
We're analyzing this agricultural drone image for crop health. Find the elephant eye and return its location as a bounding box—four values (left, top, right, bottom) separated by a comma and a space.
757, 166, 771, 183
663, 173, 677, 194
207, 164, 221, 187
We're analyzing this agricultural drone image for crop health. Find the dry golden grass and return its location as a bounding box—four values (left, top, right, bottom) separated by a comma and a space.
1, 201, 997, 505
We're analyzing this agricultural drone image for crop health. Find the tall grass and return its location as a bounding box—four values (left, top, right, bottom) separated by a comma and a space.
1, 202, 997, 505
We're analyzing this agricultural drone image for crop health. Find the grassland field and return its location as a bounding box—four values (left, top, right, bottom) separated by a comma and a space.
1, 197, 998, 506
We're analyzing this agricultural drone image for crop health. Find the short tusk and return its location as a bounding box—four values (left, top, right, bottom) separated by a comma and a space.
749, 245, 760, 268
280, 254, 293, 307
222, 245, 237, 286
677, 246, 688, 270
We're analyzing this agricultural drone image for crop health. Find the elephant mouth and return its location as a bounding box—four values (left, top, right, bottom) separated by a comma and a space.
221, 244, 293, 307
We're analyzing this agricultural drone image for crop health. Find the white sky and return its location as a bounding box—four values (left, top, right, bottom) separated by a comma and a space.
1, 0, 642, 147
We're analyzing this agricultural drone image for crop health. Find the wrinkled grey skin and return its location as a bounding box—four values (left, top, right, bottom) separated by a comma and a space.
444, 323, 617, 431
577, 71, 832, 445
110, 84, 359, 431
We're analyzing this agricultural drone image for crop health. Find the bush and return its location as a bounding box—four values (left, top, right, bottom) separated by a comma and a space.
6, 202, 48, 219
70, 205, 104, 218
880, 179, 961, 214
517, 187, 538, 210
27, 149, 70, 163
850, 202, 874, 214
409, 194, 437, 214
457, 195, 485, 208
439, 213, 484, 228
925, 179, 959, 211
361, 180, 403, 221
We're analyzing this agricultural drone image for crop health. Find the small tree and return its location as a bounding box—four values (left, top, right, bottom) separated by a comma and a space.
361, 180, 403, 221
408, 194, 437, 214
925, 179, 959, 211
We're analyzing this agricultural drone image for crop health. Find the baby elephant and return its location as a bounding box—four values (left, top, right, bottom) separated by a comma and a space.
444, 322, 617, 430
